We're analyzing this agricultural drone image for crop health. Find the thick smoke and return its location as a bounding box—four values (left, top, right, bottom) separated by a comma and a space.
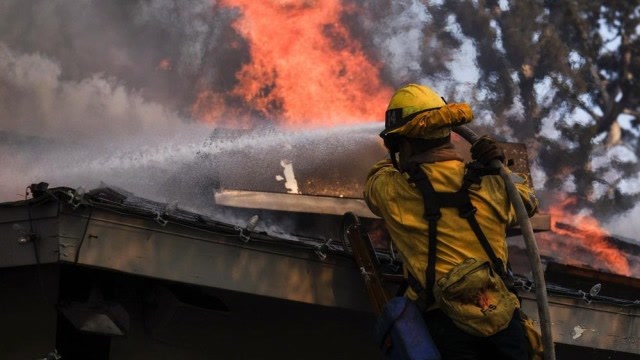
354, 0, 478, 102
134, 0, 220, 75
0, 0, 243, 117
0, 0, 240, 205
1, 0, 638, 244
358, 0, 431, 84
0, 43, 184, 141
0, 41, 214, 204
132, 0, 247, 91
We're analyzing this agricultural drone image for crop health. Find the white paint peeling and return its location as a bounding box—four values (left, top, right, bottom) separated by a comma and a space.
277, 159, 300, 194
571, 325, 585, 340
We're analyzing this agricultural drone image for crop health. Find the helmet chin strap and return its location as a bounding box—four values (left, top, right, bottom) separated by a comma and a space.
390, 150, 400, 170
384, 136, 401, 170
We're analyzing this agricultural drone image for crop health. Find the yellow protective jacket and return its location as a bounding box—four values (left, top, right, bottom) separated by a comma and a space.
364, 158, 538, 303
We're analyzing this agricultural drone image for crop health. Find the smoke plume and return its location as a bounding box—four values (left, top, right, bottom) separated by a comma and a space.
0, 43, 184, 141
1, 0, 638, 248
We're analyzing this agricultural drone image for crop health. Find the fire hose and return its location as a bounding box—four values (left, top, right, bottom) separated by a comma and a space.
453, 125, 556, 360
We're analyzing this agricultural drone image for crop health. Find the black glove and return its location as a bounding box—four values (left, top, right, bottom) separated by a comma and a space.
470, 135, 505, 166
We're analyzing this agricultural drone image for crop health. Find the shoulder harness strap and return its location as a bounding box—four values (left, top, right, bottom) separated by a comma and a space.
404, 161, 505, 310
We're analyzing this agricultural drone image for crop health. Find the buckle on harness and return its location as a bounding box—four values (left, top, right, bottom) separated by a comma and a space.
459, 206, 477, 218
423, 212, 442, 221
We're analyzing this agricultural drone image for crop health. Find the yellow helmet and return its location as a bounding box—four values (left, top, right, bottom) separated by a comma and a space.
381, 84, 472, 140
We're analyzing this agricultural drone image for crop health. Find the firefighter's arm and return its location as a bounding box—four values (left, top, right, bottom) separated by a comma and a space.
366, 158, 394, 180
363, 159, 394, 216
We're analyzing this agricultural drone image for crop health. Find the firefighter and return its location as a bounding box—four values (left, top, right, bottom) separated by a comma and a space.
364, 84, 539, 359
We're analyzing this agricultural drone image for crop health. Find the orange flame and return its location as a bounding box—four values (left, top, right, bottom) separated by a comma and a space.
196, 0, 392, 127
192, 90, 252, 128
545, 196, 631, 276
